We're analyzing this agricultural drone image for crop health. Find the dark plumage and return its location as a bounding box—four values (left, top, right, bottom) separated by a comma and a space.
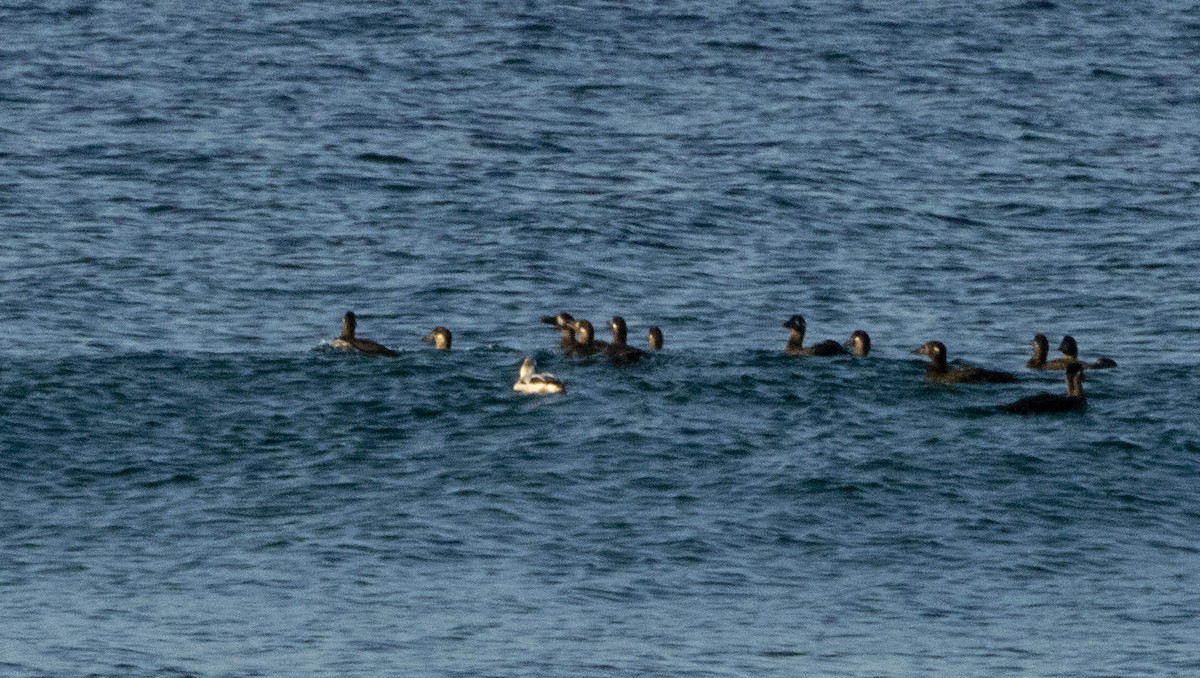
606, 316, 643, 365
332, 311, 398, 357
846, 329, 871, 357
783, 315, 847, 356
568, 319, 608, 358
542, 312, 579, 354
647, 326, 664, 351
914, 341, 1018, 384
1001, 362, 1086, 414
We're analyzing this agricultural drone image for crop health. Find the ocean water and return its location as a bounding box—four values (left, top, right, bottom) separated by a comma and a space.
2, 1, 1200, 676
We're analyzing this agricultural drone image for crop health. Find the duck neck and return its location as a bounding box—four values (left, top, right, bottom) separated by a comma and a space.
1068, 376, 1085, 398
1028, 345, 1046, 367
786, 328, 805, 351
851, 336, 869, 357
559, 327, 577, 350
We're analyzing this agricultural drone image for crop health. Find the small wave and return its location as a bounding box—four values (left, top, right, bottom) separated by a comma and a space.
355, 152, 414, 165
1006, 0, 1057, 10
699, 40, 773, 52
141, 473, 200, 489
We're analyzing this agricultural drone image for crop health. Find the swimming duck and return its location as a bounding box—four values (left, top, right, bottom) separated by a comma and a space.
512, 356, 565, 394
914, 341, 1018, 383
783, 315, 847, 356
647, 326, 664, 350
542, 312, 579, 354
1059, 335, 1117, 369
330, 311, 398, 357
568, 319, 608, 358
422, 326, 452, 351
1000, 362, 1086, 414
606, 316, 644, 365
1026, 334, 1071, 369
846, 329, 871, 357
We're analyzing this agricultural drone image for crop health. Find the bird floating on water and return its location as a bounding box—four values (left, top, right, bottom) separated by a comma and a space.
330, 312, 398, 357
513, 356, 565, 394
1001, 362, 1086, 414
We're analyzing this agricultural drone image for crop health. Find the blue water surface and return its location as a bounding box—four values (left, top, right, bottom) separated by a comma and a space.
2, 1, 1200, 676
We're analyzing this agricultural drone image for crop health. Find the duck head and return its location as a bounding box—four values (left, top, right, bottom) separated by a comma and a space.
518, 356, 536, 381
610, 316, 628, 344
647, 326, 664, 350
1058, 335, 1079, 359
914, 341, 948, 368
422, 326, 452, 351
572, 319, 596, 344
846, 329, 871, 357
1031, 334, 1049, 362
542, 312, 575, 328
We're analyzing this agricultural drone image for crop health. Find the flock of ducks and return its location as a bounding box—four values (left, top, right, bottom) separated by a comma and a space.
330, 311, 1114, 413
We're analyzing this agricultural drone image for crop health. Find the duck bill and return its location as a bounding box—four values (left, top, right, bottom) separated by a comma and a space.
912, 345, 928, 355
421, 333, 435, 344
541, 316, 560, 325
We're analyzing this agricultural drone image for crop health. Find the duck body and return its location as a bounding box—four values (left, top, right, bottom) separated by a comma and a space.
513, 357, 565, 394
783, 315, 848, 356
927, 364, 1019, 384
915, 341, 1018, 384
1001, 363, 1086, 414
1029, 357, 1073, 370
1000, 392, 1086, 414
331, 312, 398, 357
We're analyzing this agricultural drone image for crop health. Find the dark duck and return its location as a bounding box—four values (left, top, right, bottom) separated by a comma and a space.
914, 341, 1018, 383
647, 326, 664, 351
1000, 362, 1086, 414
783, 315, 847, 356
606, 316, 644, 365
568, 318, 608, 358
330, 311, 398, 357
542, 312, 579, 354
846, 330, 871, 357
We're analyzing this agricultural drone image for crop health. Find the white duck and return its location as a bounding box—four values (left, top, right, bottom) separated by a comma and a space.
512, 357, 565, 394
